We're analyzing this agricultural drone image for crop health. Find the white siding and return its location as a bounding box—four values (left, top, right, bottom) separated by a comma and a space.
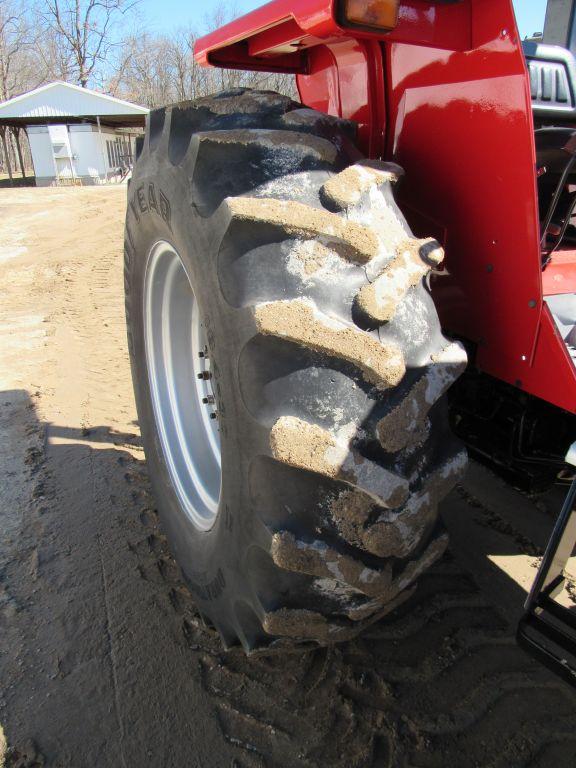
27, 126, 56, 179
69, 125, 106, 179
48, 124, 75, 179
26, 123, 140, 183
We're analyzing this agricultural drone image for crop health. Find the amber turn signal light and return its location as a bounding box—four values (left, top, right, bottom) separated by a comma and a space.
340, 0, 399, 31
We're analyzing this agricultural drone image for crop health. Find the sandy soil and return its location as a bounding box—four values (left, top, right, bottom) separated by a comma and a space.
1, 186, 576, 768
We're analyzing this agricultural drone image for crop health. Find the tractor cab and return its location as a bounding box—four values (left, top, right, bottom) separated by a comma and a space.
522, 1, 576, 270
520, 7, 576, 441
524, 34, 576, 248
523, 40, 576, 370
524, 42, 576, 125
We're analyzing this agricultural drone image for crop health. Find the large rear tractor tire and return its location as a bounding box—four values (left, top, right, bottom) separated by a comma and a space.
124, 89, 468, 652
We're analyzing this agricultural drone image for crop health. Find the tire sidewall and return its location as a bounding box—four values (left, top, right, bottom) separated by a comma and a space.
125, 159, 255, 627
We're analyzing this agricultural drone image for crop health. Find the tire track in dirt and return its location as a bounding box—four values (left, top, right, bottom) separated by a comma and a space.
130, 503, 576, 768
1, 187, 576, 768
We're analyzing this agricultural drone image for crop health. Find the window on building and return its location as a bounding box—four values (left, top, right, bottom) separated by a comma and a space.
106, 136, 136, 170
106, 140, 115, 168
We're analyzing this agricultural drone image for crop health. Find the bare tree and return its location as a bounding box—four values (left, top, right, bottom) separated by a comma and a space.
0, 1, 77, 95
109, 25, 209, 106
109, 32, 176, 106
0, 0, 39, 99
169, 26, 201, 101
0, 1, 38, 182
39, 0, 140, 87
108, 3, 296, 108
35, 25, 75, 82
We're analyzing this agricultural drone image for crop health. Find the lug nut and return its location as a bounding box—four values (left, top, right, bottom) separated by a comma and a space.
202, 395, 215, 404
197, 371, 211, 380
210, 412, 218, 420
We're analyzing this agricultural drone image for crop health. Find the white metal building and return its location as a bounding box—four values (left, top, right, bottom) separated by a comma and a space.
0, 82, 148, 185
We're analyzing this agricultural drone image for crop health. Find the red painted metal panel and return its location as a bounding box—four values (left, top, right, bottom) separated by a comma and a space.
543, 251, 576, 296
195, 0, 336, 68
519, 305, 576, 413
384, 0, 557, 402
248, 19, 305, 56
299, 40, 380, 152
194, 0, 472, 70
297, 46, 340, 116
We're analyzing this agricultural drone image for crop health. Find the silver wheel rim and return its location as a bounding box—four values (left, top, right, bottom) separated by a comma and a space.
144, 240, 221, 531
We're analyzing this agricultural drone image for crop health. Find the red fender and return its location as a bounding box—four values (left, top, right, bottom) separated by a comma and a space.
195, 0, 576, 414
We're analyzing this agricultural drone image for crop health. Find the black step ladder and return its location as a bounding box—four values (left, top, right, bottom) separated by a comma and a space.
517, 442, 576, 685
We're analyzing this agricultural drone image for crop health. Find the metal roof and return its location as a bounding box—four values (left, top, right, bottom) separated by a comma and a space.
0, 81, 148, 127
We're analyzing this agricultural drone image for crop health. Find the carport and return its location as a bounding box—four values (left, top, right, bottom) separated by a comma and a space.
0, 81, 148, 186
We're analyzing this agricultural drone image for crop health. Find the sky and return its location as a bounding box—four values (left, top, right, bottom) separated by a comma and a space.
134, 0, 549, 39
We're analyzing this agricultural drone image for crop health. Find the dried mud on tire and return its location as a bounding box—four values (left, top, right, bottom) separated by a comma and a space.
1, 186, 576, 768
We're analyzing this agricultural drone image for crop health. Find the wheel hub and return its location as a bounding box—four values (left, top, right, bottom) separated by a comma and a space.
143, 241, 221, 531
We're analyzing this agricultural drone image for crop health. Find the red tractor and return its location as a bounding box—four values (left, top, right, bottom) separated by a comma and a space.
124, 0, 576, 680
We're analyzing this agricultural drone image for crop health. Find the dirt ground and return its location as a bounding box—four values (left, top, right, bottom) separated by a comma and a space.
1, 186, 576, 768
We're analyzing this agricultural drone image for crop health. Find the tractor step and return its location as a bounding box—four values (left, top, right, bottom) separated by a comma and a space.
518, 582, 576, 686
518, 448, 576, 686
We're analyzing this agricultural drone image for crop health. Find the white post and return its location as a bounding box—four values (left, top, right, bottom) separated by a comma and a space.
48, 123, 58, 184
96, 115, 107, 184
67, 126, 76, 183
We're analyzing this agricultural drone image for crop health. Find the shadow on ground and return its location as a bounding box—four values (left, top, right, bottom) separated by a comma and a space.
0, 177, 35, 189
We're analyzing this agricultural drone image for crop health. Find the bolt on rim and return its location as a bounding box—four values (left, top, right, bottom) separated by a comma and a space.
144, 240, 221, 531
